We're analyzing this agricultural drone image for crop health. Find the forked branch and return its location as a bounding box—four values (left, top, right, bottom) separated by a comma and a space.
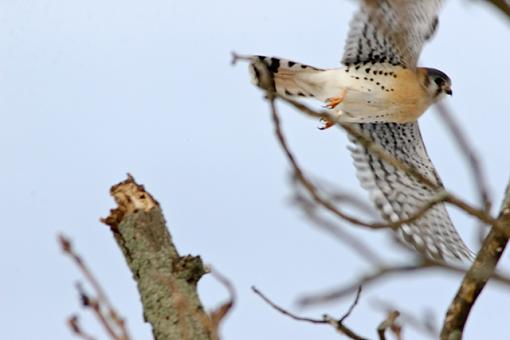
252, 286, 368, 340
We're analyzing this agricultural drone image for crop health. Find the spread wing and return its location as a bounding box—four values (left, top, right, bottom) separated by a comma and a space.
348, 122, 472, 261
342, 0, 443, 68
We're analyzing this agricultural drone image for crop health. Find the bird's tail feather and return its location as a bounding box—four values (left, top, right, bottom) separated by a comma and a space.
249, 55, 339, 101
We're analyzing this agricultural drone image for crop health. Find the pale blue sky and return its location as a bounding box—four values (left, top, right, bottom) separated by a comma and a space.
1, 1, 509, 339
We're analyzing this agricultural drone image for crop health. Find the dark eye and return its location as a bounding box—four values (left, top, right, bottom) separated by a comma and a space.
434, 77, 444, 86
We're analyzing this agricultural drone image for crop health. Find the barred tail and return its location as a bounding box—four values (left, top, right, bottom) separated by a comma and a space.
249, 55, 342, 101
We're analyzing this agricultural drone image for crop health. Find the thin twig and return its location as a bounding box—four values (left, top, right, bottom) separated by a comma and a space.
252, 286, 368, 340
75, 283, 123, 340
323, 315, 370, 340
252, 286, 325, 324
297, 263, 432, 307
339, 286, 363, 323
208, 267, 236, 335
68, 315, 96, 340
59, 235, 131, 340
298, 256, 510, 308
372, 299, 438, 339
377, 310, 401, 340
60, 236, 115, 314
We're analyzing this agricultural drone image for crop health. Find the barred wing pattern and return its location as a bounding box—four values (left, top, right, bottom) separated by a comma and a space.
342, 0, 442, 67
348, 122, 472, 261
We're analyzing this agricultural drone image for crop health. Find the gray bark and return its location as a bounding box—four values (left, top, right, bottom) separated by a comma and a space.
102, 175, 214, 340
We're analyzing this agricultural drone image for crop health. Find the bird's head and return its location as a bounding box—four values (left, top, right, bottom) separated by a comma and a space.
420, 68, 452, 102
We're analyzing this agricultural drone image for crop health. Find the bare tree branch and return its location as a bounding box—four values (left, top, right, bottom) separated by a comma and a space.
298, 259, 510, 308
339, 286, 363, 323
440, 179, 510, 339
68, 315, 96, 340
482, 0, 510, 19
252, 286, 327, 324
59, 235, 130, 340
297, 263, 432, 307
373, 299, 438, 339
252, 286, 368, 340
101, 175, 214, 340
76, 283, 126, 340
208, 268, 236, 336
377, 310, 401, 340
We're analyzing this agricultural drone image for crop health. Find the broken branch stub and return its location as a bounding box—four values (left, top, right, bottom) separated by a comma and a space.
102, 174, 213, 340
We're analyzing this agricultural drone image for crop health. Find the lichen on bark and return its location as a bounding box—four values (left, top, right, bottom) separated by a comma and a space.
102, 175, 213, 340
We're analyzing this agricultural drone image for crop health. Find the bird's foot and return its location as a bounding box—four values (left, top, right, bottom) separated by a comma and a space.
324, 88, 347, 109
318, 116, 335, 130
318, 111, 344, 130
324, 97, 343, 109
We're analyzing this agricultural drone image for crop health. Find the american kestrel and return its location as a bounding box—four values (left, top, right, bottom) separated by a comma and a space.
245, 0, 472, 260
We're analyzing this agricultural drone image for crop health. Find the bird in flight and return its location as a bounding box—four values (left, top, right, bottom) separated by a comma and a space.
243, 0, 472, 261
